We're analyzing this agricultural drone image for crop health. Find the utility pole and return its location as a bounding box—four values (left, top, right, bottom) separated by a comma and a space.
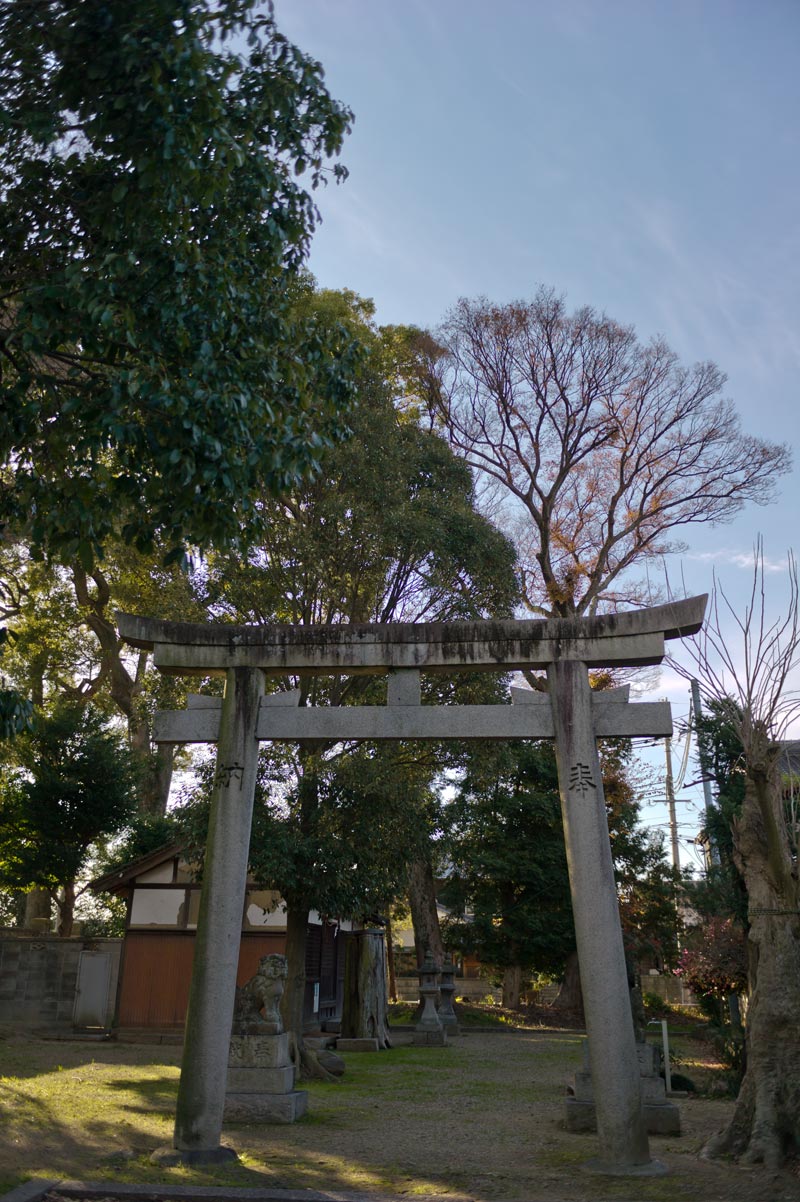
664, 737, 680, 870
690, 678, 719, 866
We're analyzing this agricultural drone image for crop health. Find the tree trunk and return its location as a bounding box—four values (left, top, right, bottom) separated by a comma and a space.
278, 752, 341, 1083
407, 855, 443, 968
341, 930, 391, 1048
278, 900, 338, 1081
72, 566, 169, 816
553, 949, 584, 1019
56, 881, 75, 937
280, 900, 309, 1047
385, 912, 398, 1002
502, 964, 522, 1010
130, 713, 174, 816
704, 749, 800, 1168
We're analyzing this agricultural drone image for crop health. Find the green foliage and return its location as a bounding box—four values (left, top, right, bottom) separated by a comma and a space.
201, 298, 519, 629
177, 741, 431, 921
0, 685, 32, 742
0, 627, 32, 741
442, 730, 683, 981
641, 990, 672, 1016
689, 699, 749, 927
441, 739, 574, 979
184, 289, 519, 926
0, 703, 137, 894
95, 812, 183, 877
0, 1, 359, 567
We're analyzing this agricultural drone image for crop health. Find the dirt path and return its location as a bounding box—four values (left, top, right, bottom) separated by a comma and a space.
2, 1028, 799, 1202
229, 1029, 800, 1202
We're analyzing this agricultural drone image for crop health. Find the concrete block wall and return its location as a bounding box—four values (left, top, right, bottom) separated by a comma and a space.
0, 932, 122, 1030
641, 971, 697, 1007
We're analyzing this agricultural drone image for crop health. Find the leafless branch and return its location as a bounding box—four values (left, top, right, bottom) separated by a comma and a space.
668, 540, 800, 754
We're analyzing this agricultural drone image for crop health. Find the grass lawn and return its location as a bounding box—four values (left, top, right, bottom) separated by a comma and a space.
1, 1023, 797, 1202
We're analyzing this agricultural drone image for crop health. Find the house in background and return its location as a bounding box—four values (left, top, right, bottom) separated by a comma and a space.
92, 843, 354, 1032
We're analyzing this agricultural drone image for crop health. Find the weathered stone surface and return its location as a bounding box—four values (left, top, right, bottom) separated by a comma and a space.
229, 1032, 290, 1068
549, 660, 651, 1169
119, 596, 706, 675
570, 1038, 680, 1135
172, 666, 265, 1154
0, 934, 121, 1031
226, 1064, 296, 1093
565, 1096, 681, 1136
636, 1042, 660, 1075
336, 1037, 380, 1052
412, 1029, 448, 1047
0, 1178, 60, 1202
438, 955, 461, 1036
224, 1090, 308, 1123
155, 696, 673, 744
120, 598, 707, 1171
231, 954, 286, 1036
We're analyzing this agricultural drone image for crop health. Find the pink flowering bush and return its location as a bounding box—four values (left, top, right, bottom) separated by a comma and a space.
676, 917, 747, 998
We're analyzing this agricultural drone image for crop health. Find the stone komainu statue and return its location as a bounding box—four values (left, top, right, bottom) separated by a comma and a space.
232, 953, 287, 1035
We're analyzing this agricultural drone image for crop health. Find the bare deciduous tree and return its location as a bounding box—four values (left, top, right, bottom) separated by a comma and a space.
670, 547, 800, 1168
418, 289, 790, 616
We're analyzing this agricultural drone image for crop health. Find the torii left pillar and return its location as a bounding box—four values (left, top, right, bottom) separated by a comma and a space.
154, 667, 264, 1164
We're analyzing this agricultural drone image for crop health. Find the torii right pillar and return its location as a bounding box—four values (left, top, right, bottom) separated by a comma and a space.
549, 656, 661, 1174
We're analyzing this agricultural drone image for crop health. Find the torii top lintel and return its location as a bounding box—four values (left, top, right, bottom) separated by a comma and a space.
116, 595, 706, 677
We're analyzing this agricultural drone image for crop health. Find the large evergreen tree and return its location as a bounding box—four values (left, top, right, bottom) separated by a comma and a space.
0, 1, 359, 569
442, 733, 681, 1010
178, 289, 519, 1074
0, 702, 137, 934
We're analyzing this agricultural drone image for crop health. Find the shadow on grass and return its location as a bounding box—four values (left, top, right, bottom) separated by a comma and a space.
104, 1074, 179, 1110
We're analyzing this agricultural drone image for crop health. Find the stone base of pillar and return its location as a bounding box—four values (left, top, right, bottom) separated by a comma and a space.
565, 1039, 680, 1136
224, 1090, 308, 1123
223, 1029, 307, 1124
150, 1145, 238, 1165
412, 1028, 448, 1046
582, 1156, 668, 1177
440, 1018, 462, 1036
565, 1095, 680, 1135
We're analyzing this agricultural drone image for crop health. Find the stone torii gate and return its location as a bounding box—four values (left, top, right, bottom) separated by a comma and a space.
117, 595, 706, 1174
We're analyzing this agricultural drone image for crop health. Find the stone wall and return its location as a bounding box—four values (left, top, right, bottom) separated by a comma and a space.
0, 931, 122, 1031
393, 976, 560, 1004
641, 971, 697, 1007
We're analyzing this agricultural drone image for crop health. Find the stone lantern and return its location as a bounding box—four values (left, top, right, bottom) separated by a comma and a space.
413, 949, 447, 1047
438, 953, 461, 1036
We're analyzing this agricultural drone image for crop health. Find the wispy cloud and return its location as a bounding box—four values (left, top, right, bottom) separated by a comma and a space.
685, 549, 790, 573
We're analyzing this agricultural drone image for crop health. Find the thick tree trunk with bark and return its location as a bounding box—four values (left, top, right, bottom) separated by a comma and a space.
407, 856, 443, 968
72, 566, 173, 816
385, 912, 398, 1002
56, 881, 75, 937
705, 747, 800, 1168
278, 900, 339, 1082
502, 964, 522, 1010
341, 930, 391, 1048
130, 712, 174, 816
553, 950, 584, 1019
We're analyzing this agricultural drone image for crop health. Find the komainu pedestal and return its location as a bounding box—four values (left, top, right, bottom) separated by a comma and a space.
566, 1039, 680, 1136
224, 955, 308, 1123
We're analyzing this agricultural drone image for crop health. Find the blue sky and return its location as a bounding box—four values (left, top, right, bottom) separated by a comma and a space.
274, 0, 800, 866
